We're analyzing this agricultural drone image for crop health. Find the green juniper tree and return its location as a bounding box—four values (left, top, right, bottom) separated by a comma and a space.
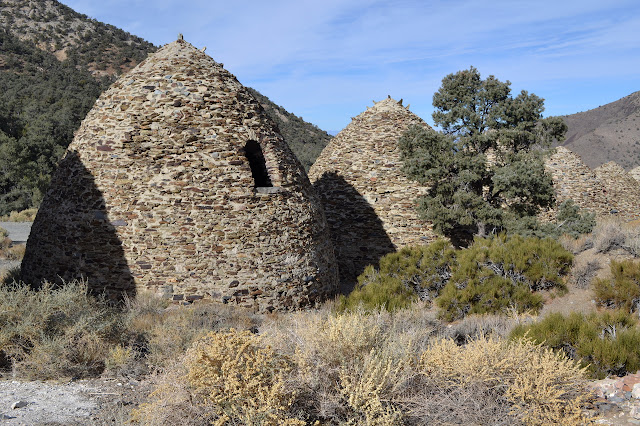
400, 67, 567, 245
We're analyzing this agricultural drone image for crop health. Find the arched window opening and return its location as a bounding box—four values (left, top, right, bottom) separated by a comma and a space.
244, 140, 273, 188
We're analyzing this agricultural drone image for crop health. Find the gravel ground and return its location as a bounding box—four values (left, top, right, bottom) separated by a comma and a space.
0, 223, 32, 245
0, 378, 149, 425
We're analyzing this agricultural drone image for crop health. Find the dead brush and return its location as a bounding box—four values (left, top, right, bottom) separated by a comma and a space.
0, 280, 123, 380
571, 257, 601, 289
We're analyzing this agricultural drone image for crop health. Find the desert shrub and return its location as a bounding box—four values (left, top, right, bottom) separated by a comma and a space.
571, 257, 601, 289
0, 280, 123, 379
554, 199, 596, 238
0, 208, 38, 222
336, 264, 418, 313
594, 259, 640, 312
559, 233, 593, 254
337, 240, 456, 312
510, 310, 640, 378
262, 308, 437, 425
0, 226, 7, 239
420, 336, 592, 425
591, 218, 627, 253
136, 329, 303, 426
442, 313, 531, 345
436, 234, 572, 321
121, 294, 260, 371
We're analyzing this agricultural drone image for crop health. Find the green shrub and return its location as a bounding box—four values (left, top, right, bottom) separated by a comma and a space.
554, 199, 597, 239
594, 260, 640, 312
336, 264, 418, 313
337, 240, 456, 313
510, 310, 640, 378
436, 234, 572, 321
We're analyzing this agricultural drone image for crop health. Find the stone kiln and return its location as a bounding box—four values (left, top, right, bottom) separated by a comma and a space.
308, 97, 435, 290
544, 147, 640, 222
21, 38, 338, 311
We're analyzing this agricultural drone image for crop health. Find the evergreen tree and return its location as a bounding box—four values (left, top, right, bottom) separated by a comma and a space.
400, 67, 567, 245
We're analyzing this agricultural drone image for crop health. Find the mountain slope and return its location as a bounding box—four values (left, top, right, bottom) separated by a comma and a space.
247, 88, 331, 171
560, 91, 640, 170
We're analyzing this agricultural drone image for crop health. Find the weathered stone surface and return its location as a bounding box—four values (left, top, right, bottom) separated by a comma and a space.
630, 166, 640, 182
20, 39, 338, 311
594, 161, 640, 222
308, 97, 436, 290
543, 147, 640, 222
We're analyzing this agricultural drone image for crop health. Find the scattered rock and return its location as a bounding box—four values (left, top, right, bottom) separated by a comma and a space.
11, 400, 29, 409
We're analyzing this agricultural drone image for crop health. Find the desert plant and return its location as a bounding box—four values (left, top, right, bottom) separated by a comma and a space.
571, 257, 601, 289
594, 259, 640, 312
0, 208, 38, 222
510, 310, 640, 378
337, 240, 456, 313
136, 329, 304, 426
591, 218, 627, 253
0, 280, 122, 379
420, 336, 593, 425
436, 234, 572, 321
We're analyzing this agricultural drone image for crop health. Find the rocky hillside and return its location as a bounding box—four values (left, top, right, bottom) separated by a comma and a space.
560, 91, 640, 170
0, 0, 155, 77
0, 0, 330, 214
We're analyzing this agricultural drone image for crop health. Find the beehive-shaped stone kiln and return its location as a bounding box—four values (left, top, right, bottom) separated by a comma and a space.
594, 161, 640, 222
308, 97, 435, 290
544, 147, 640, 222
21, 38, 338, 311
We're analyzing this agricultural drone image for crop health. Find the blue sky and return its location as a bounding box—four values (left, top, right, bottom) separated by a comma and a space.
60, 0, 640, 133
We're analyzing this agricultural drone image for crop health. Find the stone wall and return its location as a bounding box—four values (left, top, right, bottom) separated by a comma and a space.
308, 97, 436, 291
629, 166, 640, 182
20, 39, 338, 311
594, 162, 640, 221
544, 147, 640, 222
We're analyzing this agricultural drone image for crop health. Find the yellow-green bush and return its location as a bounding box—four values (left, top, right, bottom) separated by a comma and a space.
420, 336, 592, 425
510, 310, 640, 378
136, 329, 303, 426
338, 240, 456, 313
594, 259, 640, 312
437, 234, 571, 321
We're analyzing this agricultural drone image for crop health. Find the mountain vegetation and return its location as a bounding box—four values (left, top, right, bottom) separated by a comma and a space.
0, 0, 330, 214
400, 67, 567, 245
247, 88, 332, 171
561, 91, 640, 170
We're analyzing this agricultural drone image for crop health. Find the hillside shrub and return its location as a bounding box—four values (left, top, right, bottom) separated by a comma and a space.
510, 310, 640, 378
0, 208, 37, 222
571, 258, 601, 289
594, 260, 640, 312
420, 336, 592, 425
437, 234, 572, 321
337, 240, 456, 313
591, 218, 627, 253
0, 280, 122, 379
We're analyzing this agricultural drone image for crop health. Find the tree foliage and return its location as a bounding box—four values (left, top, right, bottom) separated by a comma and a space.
400, 67, 567, 245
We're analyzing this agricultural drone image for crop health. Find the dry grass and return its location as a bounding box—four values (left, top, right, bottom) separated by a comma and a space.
571, 257, 601, 289
420, 336, 594, 425
134, 306, 594, 425
0, 280, 122, 379
0, 208, 38, 222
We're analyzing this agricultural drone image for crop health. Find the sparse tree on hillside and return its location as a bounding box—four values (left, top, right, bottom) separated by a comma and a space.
400, 67, 567, 245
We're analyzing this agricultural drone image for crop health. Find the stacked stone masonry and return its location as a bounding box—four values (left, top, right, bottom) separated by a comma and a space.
627, 166, 640, 182
20, 39, 338, 311
593, 162, 640, 221
308, 97, 436, 289
544, 147, 640, 222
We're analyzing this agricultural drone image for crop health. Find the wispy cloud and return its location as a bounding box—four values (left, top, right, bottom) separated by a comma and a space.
61, 0, 640, 130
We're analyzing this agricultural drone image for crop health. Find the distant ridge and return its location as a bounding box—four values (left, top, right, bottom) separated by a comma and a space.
560, 91, 640, 170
